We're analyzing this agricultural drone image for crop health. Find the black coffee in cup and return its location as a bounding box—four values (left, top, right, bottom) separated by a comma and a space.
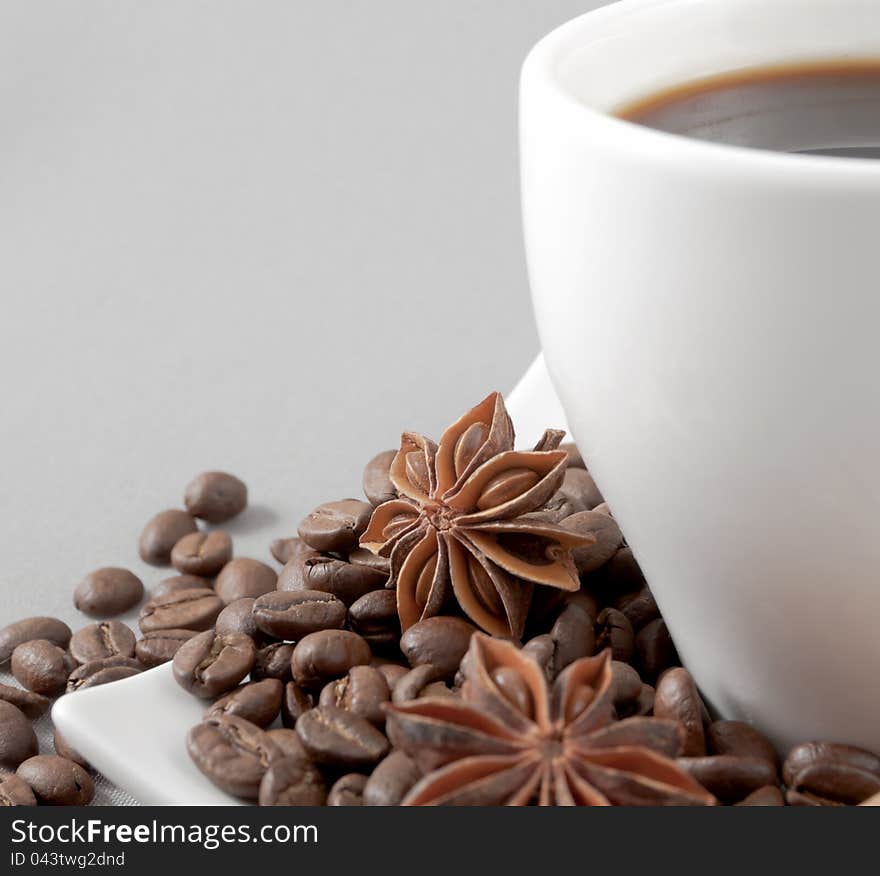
616, 61, 880, 158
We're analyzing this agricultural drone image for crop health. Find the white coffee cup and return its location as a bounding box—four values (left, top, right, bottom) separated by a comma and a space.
518, 0, 880, 753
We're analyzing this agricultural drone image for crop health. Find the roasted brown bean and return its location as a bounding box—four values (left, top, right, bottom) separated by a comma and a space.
69, 621, 136, 664
0, 617, 71, 664
327, 773, 367, 806
400, 617, 477, 680
171, 531, 233, 577
277, 555, 386, 606
0, 683, 50, 720
138, 588, 223, 634
172, 631, 256, 699
214, 559, 277, 604
135, 629, 197, 667
364, 751, 421, 806
0, 701, 39, 769
184, 472, 248, 523
187, 716, 281, 800
206, 679, 283, 727
560, 510, 623, 574
362, 450, 397, 506
654, 668, 706, 757
253, 590, 346, 640
318, 665, 390, 728
677, 755, 777, 804
259, 755, 326, 806
73, 568, 144, 617
17, 755, 94, 805
291, 630, 372, 688
296, 706, 389, 769
11, 640, 75, 696
252, 643, 294, 683
138, 509, 198, 566
298, 499, 373, 553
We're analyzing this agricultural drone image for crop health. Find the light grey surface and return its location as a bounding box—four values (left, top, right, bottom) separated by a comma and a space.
0, 1, 606, 802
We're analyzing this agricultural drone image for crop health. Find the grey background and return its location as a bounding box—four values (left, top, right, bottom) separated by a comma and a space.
0, 0, 606, 806
1, 1, 605, 631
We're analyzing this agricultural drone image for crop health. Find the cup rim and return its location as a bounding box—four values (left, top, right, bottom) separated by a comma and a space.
523, 0, 880, 184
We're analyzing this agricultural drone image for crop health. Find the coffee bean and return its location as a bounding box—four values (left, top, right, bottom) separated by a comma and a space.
135, 629, 197, 667
654, 668, 706, 757
265, 728, 307, 760
595, 608, 635, 664
636, 618, 679, 682
298, 499, 373, 554
565, 590, 600, 622
66, 656, 142, 692
263, 754, 326, 808
11, 640, 75, 696
53, 729, 90, 769
0, 683, 50, 720
214, 598, 262, 641
17, 755, 94, 805
138, 509, 198, 566
269, 537, 319, 567
253, 590, 346, 640
171, 531, 233, 577
69, 621, 136, 664
0, 772, 37, 806
278, 555, 386, 606
291, 630, 373, 688
560, 442, 585, 469
0, 701, 38, 769
184, 471, 248, 523
138, 588, 223, 633
560, 511, 623, 574
214, 558, 277, 604
281, 682, 313, 728
153, 575, 213, 599
318, 665, 390, 728
349, 589, 400, 647
259, 755, 326, 806
598, 547, 646, 596
376, 662, 409, 692
173, 630, 256, 699
789, 762, 880, 806
783, 742, 880, 806
362, 449, 397, 506
364, 751, 421, 806
522, 635, 556, 678
252, 643, 294, 682
73, 567, 144, 617
207, 679, 283, 727
0, 617, 71, 664
734, 785, 785, 806
391, 665, 438, 705
348, 547, 391, 576
609, 660, 643, 712
327, 773, 367, 806
707, 720, 778, 767
557, 467, 603, 511
187, 715, 281, 800
400, 617, 476, 680
550, 603, 595, 672
297, 706, 389, 769
783, 741, 880, 787
677, 755, 777, 804
634, 683, 655, 717
614, 586, 660, 632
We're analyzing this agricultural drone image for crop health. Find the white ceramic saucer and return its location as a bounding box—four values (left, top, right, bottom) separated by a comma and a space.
52, 355, 565, 805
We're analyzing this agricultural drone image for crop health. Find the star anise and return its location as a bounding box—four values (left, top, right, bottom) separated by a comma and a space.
386, 634, 717, 806
359, 393, 594, 638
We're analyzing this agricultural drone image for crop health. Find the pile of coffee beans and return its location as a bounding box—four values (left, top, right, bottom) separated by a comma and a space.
1, 450, 879, 808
